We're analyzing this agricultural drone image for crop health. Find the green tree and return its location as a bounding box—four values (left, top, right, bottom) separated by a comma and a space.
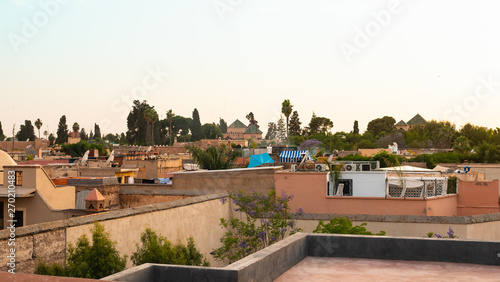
187, 145, 239, 170
166, 109, 175, 145
453, 136, 472, 155
131, 228, 209, 266
306, 112, 333, 135
281, 99, 293, 146
265, 122, 277, 140
0, 121, 4, 141
459, 123, 489, 147
218, 118, 228, 134
72, 122, 80, 133
35, 118, 43, 139
353, 120, 359, 135
202, 123, 223, 139
246, 112, 259, 128
313, 217, 385, 235
276, 116, 286, 142
36, 222, 126, 279
289, 110, 302, 137
211, 190, 304, 263
49, 133, 55, 146
127, 100, 153, 145
66, 222, 126, 279
366, 116, 396, 138
191, 108, 204, 141
94, 123, 102, 139
80, 128, 88, 141
16, 120, 36, 141
56, 115, 69, 144
143, 108, 159, 145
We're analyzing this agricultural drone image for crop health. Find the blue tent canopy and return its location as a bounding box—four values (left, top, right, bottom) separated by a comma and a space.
279, 150, 312, 163
247, 153, 275, 168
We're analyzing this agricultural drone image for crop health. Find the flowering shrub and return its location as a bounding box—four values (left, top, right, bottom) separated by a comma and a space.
313, 217, 386, 235
299, 139, 321, 150
427, 227, 458, 239
211, 190, 304, 263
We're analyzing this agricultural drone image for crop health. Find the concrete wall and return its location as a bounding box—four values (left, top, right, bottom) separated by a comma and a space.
276, 171, 458, 216
0, 192, 231, 274
457, 179, 500, 216
172, 167, 277, 194
0, 139, 49, 152
105, 232, 500, 282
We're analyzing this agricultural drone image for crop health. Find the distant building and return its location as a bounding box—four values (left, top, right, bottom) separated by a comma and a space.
396, 114, 426, 131
223, 119, 263, 141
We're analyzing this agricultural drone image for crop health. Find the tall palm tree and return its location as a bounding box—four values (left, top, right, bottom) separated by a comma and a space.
281, 100, 293, 146
35, 118, 43, 139
144, 108, 159, 145
166, 109, 175, 145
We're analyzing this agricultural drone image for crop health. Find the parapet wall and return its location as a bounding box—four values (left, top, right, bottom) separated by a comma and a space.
0, 192, 230, 274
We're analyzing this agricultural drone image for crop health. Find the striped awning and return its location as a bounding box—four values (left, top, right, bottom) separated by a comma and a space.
279, 150, 312, 163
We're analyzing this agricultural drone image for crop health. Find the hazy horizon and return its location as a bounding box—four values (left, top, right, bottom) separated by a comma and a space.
2, 0, 500, 137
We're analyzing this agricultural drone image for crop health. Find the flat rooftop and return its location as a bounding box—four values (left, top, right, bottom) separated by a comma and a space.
275, 257, 500, 281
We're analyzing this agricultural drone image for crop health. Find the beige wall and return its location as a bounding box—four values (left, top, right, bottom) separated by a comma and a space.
122, 158, 182, 178
297, 219, 500, 241
172, 167, 277, 194
1, 165, 76, 229
0, 193, 231, 273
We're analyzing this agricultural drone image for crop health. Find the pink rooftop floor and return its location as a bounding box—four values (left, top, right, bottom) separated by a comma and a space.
275, 257, 500, 282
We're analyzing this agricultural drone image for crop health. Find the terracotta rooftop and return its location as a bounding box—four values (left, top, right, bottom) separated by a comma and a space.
85, 188, 105, 201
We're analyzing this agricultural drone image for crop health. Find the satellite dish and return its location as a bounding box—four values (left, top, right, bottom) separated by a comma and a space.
105, 150, 115, 166
81, 150, 89, 165
328, 154, 334, 163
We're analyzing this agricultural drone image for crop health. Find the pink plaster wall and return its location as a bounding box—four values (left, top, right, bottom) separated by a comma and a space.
457, 179, 500, 216
275, 172, 457, 216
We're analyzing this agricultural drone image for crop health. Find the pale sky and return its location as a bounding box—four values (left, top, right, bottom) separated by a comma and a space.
1, 0, 500, 137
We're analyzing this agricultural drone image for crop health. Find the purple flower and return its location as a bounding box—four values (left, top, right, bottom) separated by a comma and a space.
238, 241, 248, 248
249, 211, 256, 217
220, 197, 227, 204
447, 227, 454, 238
259, 231, 266, 242
287, 221, 295, 227
234, 208, 239, 212
434, 233, 442, 238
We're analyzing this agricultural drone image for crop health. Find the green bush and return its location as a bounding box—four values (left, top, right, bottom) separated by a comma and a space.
131, 228, 209, 266
313, 217, 386, 235
34, 262, 67, 277
447, 176, 457, 194
35, 222, 126, 279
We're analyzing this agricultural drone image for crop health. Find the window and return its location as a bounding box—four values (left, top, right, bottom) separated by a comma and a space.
15, 171, 23, 186
14, 210, 24, 227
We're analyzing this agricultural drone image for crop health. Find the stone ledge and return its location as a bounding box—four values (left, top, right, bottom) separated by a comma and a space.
300, 212, 500, 224
0, 191, 229, 239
